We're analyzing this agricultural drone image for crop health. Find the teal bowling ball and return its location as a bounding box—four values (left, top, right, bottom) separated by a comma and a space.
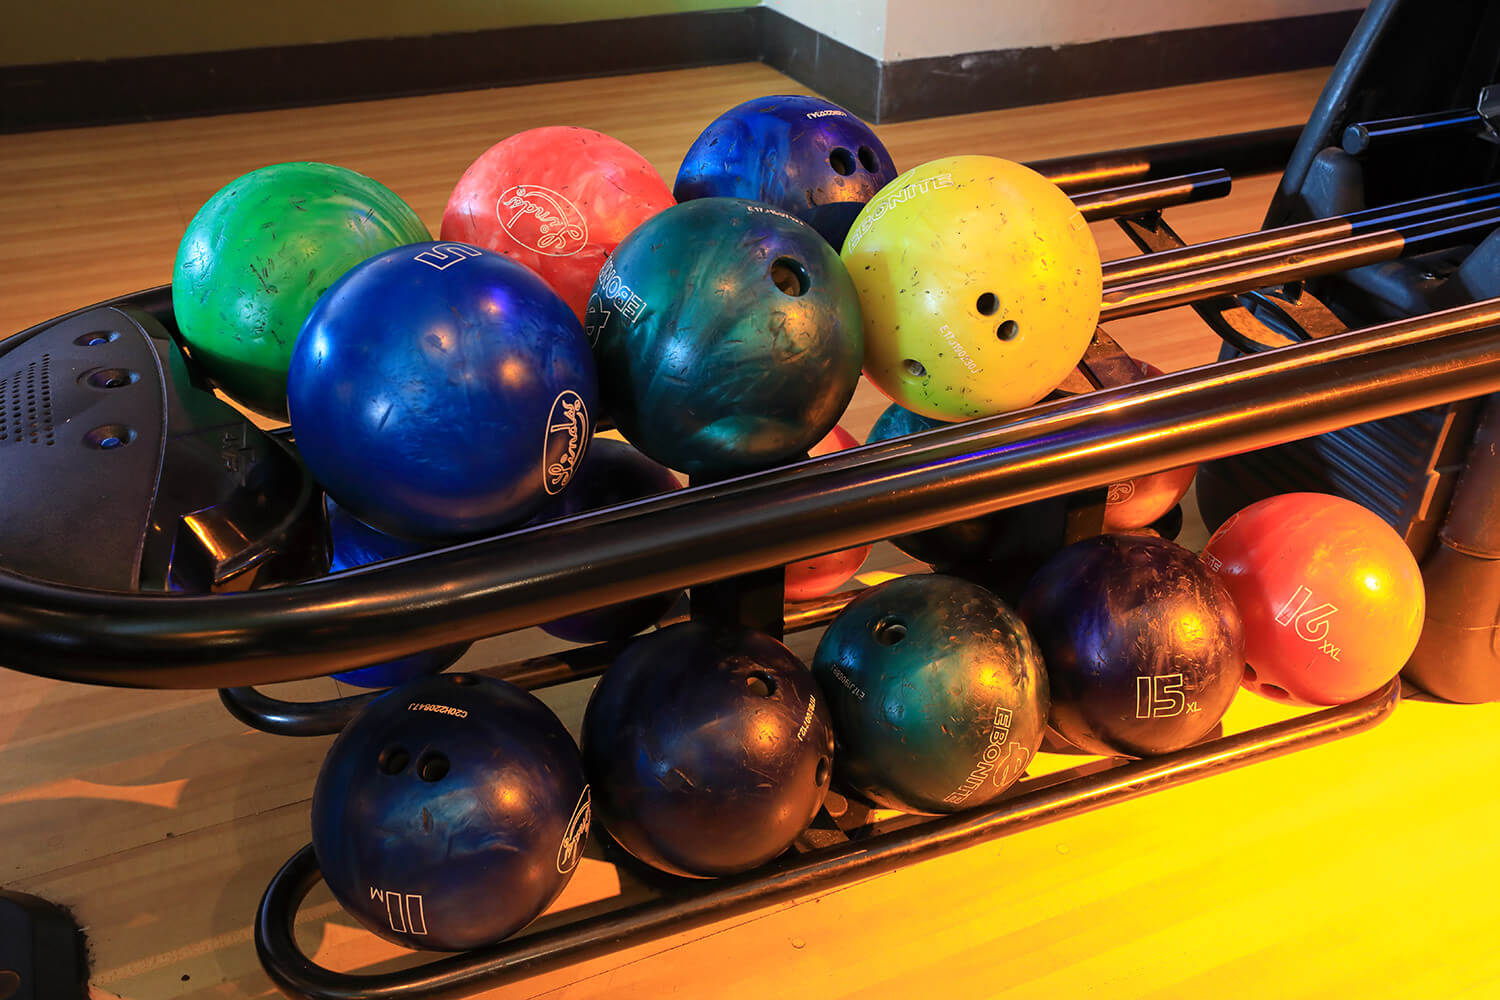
811, 574, 1049, 814
584, 197, 863, 477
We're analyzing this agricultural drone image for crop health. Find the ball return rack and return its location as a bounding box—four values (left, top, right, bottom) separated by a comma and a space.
4, 0, 1500, 995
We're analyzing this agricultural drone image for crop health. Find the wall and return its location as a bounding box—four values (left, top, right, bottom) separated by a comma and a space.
2, 0, 746, 66
5, 0, 1370, 68
767, 0, 1367, 60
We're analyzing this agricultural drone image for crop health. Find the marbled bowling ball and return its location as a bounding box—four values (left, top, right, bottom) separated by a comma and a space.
311, 674, 591, 951
174, 161, 430, 420
288, 241, 597, 541
442, 126, 675, 320
581, 621, 834, 877
674, 94, 898, 249
812, 574, 1048, 814
585, 197, 862, 478
1019, 534, 1244, 757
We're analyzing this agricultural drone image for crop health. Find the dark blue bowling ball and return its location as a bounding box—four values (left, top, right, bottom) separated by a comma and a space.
288, 241, 598, 542
311, 673, 591, 951
867, 403, 1071, 600
584, 198, 863, 478
530, 438, 685, 643
324, 497, 470, 688
580, 621, 834, 878
674, 95, 898, 249
1018, 534, 1245, 758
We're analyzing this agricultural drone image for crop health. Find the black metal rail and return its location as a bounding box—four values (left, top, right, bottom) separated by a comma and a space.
4, 295, 1500, 688
254, 678, 1399, 1000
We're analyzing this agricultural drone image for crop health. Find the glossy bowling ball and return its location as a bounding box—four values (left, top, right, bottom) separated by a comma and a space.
288, 241, 597, 542
311, 673, 591, 951
812, 575, 1048, 814
784, 424, 873, 601
533, 437, 685, 643
841, 155, 1102, 421
585, 197, 863, 477
580, 621, 834, 877
1102, 361, 1198, 531
323, 498, 471, 688
173, 162, 430, 419
866, 403, 1073, 596
441, 126, 675, 321
1019, 534, 1245, 758
674, 94, 899, 250
1201, 492, 1424, 706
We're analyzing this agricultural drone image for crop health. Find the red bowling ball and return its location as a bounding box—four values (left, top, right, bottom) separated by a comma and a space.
441, 126, 675, 320
1201, 492, 1425, 706
785, 424, 872, 601
1102, 361, 1198, 531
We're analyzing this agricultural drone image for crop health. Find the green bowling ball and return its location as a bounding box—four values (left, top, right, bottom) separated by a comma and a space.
811, 574, 1049, 814
172, 162, 430, 419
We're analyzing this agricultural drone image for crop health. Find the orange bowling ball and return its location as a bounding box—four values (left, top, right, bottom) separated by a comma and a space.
1201, 493, 1425, 706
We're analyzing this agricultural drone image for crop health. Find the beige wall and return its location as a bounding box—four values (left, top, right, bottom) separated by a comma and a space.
6, 0, 1370, 68
3, 0, 747, 66
769, 0, 1367, 60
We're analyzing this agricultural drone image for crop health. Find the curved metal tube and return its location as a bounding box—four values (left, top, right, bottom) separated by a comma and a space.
4, 299, 1500, 688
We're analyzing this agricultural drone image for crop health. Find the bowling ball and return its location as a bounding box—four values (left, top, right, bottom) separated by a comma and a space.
324, 498, 471, 688
1201, 493, 1424, 706
311, 673, 591, 951
1102, 362, 1197, 531
585, 197, 863, 477
173, 162, 430, 420
674, 94, 899, 250
866, 403, 1073, 595
1019, 534, 1245, 757
841, 155, 1102, 421
811, 575, 1048, 814
533, 437, 685, 643
441, 127, 675, 321
785, 424, 872, 601
580, 621, 834, 877
288, 241, 597, 541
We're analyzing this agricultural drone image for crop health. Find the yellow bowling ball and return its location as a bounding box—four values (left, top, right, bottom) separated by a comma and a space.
841, 155, 1102, 420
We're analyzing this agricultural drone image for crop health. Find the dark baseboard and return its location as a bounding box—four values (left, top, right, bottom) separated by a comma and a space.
1, 7, 1361, 133
0, 9, 763, 133
873, 10, 1364, 123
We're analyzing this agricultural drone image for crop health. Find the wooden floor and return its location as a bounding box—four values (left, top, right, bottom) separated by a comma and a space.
4, 62, 1500, 1000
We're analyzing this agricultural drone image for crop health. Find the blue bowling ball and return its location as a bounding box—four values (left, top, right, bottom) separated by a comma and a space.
585, 198, 863, 478
580, 621, 834, 878
311, 673, 592, 951
288, 241, 598, 542
324, 497, 470, 688
531, 438, 685, 643
674, 95, 898, 249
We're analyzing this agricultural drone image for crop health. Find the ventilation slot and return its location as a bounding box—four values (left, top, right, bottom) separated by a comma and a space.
0, 354, 55, 446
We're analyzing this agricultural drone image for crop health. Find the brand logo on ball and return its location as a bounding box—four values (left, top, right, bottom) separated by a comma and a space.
544, 390, 588, 494
557, 786, 591, 874
1106, 481, 1136, 505
497, 185, 589, 256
